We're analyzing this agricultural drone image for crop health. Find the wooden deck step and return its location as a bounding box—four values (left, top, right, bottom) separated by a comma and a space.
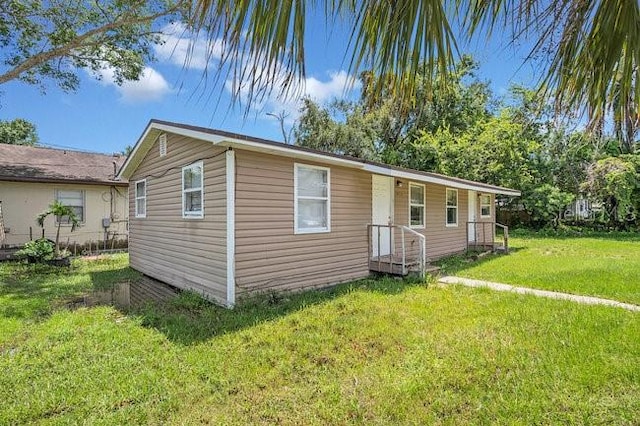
369, 254, 440, 277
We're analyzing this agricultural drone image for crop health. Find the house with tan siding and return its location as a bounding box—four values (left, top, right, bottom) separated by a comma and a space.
118, 120, 520, 307
0, 144, 128, 249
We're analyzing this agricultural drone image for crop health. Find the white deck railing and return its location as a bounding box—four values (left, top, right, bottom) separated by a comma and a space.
367, 224, 426, 277
466, 221, 509, 253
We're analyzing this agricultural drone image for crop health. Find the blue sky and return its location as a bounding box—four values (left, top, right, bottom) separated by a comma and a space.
2, 13, 539, 155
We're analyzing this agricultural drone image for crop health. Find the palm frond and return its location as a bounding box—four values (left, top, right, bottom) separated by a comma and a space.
192, 0, 457, 113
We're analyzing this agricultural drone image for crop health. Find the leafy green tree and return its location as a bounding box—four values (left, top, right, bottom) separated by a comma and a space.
361, 56, 492, 139
0, 118, 38, 145
36, 201, 79, 257
0, 0, 185, 92
412, 109, 541, 190
582, 157, 638, 224
294, 98, 387, 161
521, 184, 575, 229
294, 57, 492, 165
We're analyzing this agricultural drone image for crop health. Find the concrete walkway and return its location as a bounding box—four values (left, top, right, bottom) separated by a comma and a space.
438, 276, 640, 312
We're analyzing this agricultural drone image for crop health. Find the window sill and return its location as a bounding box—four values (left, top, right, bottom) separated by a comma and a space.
183, 214, 204, 220
294, 228, 330, 235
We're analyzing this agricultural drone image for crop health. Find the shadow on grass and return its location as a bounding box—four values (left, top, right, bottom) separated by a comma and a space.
2, 257, 430, 345
131, 275, 429, 346
0, 258, 139, 321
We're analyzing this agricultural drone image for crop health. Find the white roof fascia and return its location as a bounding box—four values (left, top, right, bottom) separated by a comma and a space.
362, 164, 521, 196
118, 122, 232, 179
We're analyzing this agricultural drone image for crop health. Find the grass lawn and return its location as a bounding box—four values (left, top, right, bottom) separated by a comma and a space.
439, 231, 640, 306
1, 254, 639, 424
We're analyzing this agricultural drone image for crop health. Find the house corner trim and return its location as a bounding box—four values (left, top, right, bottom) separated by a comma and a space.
226, 149, 236, 307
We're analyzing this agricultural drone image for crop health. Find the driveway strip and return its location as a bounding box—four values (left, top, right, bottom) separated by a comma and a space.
438, 276, 640, 312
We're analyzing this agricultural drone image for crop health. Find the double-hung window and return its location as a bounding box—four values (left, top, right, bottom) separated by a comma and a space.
182, 161, 204, 218
55, 190, 85, 223
409, 183, 425, 228
446, 188, 458, 226
480, 194, 491, 218
135, 180, 147, 218
294, 164, 330, 233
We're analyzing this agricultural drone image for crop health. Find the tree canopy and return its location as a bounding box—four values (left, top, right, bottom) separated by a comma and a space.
0, 118, 38, 145
0, 0, 184, 92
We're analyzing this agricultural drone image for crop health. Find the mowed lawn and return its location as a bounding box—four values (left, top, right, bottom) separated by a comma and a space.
442, 232, 640, 305
1, 254, 639, 424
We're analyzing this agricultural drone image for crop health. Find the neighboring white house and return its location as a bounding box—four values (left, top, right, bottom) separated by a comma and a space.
0, 144, 128, 248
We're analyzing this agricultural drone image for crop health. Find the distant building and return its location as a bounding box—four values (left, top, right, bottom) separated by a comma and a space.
0, 144, 128, 248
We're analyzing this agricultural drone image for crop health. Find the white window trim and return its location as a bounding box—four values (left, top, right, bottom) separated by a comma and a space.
409, 182, 426, 229
446, 188, 458, 227
54, 189, 86, 225
480, 194, 492, 218
134, 179, 147, 218
182, 161, 204, 219
294, 163, 331, 234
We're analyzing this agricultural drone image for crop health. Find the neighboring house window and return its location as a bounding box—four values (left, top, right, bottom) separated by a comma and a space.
446, 188, 458, 226
409, 182, 425, 228
480, 194, 491, 218
135, 179, 147, 218
294, 163, 330, 233
55, 190, 85, 223
182, 161, 204, 218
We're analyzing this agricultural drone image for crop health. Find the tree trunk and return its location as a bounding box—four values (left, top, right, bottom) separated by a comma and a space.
55, 221, 61, 257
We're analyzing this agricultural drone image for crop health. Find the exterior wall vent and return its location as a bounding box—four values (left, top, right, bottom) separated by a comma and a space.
159, 134, 167, 157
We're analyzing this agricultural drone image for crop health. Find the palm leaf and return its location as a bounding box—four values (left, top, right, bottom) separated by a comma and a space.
190, 0, 640, 149
191, 0, 457, 113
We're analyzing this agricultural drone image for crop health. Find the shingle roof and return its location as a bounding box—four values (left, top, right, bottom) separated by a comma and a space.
0, 144, 127, 186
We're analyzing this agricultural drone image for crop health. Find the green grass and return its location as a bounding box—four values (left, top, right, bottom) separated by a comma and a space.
1, 253, 639, 424
439, 231, 640, 305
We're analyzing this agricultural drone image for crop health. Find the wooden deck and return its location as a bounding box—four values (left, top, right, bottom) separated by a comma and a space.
369, 254, 440, 276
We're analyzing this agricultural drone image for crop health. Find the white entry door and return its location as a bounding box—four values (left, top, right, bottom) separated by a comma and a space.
468, 190, 477, 242
372, 175, 394, 256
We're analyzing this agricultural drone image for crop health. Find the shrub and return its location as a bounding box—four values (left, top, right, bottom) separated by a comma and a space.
16, 239, 55, 262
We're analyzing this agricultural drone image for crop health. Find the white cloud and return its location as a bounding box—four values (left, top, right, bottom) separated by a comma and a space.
304, 71, 358, 102
155, 22, 222, 70
94, 66, 172, 103
257, 70, 362, 125
152, 23, 361, 126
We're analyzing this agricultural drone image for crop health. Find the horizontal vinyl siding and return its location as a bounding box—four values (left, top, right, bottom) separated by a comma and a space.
128, 134, 227, 303
234, 150, 371, 295
395, 182, 469, 260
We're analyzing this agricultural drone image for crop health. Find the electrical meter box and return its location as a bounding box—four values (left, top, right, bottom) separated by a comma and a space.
102, 218, 111, 228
